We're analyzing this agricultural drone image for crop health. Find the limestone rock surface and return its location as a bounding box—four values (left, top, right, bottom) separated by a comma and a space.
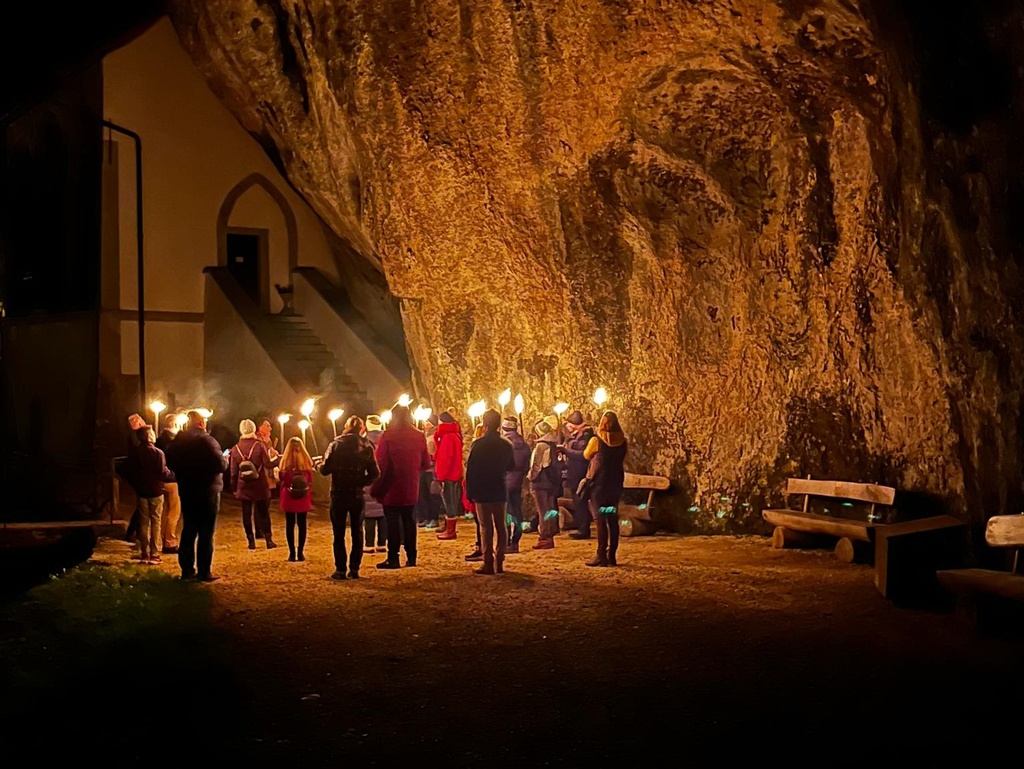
169, 0, 1024, 533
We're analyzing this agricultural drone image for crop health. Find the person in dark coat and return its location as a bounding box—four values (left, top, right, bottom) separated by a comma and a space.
563, 410, 596, 539
582, 411, 628, 567
228, 419, 278, 550
369, 405, 432, 570
501, 415, 530, 554
466, 409, 515, 574
124, 425, 175, 563
319, 415, 380, 580
165, 411, 227, 581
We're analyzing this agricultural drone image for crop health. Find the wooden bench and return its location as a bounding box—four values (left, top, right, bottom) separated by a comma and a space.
557, 472, 670, 537
937, 515, 1024, 629
763, 477, 896, 562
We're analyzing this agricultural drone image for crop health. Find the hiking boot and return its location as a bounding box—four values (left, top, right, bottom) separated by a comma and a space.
465, 549, 483, 562
569, 532, 591, 540
586, 556, 608, 567
288, 552, 296, 562
532, 539, 555, 550
376, 560, 401, 570
331, 571, 347, 581
196, 574, 220, 582
474, 564, 495, 575
266, 539, 278, 550
348, 571, 360, 579
247, 538, 256, 550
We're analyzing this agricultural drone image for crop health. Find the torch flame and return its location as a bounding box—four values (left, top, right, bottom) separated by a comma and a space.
298, 419, 310, 432
380, 409, 393, 425
468, 400, 487, 419
593, 387, 608, 407
174, 413, 188, 430
300, 398, 315, 418
553, 402, 570, 416
327, 408, 344, 423
513, 394, 524, 415
397, 393, 412, 408
413, 405, 432, 424
498, 388, 512, 408
277, 413, 291, 425
196, 408, 213, 420
149, 400, 166, 415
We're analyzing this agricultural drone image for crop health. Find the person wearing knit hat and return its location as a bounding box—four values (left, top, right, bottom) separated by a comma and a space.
365, 414, 384, 433
500, 415, 531, 553
228, 418, 277, 551
563, 409, 596, 539
527, 416, 563, 550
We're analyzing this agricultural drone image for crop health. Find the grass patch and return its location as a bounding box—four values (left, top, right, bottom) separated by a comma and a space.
0, 562, 242, 760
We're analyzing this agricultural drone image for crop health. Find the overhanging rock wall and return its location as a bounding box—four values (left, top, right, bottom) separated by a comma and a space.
170, 0, 1024, 533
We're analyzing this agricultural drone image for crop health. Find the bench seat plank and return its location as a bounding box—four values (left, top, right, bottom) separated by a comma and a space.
623, 473, 669, 491
985, 515, 1024, 548
763, 509, 873, 542
785, 478, 895, 506
937, 569, 1024, 603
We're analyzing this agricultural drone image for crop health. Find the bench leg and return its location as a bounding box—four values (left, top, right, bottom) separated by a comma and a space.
772, 526, 826, 550
834, 537, 872, 564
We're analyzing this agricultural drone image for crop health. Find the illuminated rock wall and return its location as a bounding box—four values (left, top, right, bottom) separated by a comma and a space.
169, 0, 1024, 532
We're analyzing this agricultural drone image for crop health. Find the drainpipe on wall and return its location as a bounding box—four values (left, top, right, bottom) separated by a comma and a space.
100, 119, 145, 409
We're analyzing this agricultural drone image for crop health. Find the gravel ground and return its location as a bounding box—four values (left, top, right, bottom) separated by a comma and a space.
86, 497, 1023, 766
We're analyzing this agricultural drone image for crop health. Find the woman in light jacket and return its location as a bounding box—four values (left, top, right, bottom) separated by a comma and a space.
279, 437, 314, 562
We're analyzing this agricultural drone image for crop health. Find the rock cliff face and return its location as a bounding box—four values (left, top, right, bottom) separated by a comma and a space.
169, 0, 1024, 533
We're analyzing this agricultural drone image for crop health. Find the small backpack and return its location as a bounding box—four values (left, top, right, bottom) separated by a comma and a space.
541, 440, 566, 487
235, 443, 261, 483
287, 474, 309, 500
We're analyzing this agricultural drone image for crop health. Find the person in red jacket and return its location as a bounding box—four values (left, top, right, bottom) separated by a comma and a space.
369, 405, 432, 569
433, 408, 465, 541
278, 437, 314, 562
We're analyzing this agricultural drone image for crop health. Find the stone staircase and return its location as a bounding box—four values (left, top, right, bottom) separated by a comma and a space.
255, 314, 366, 400
205, 267, 372, 414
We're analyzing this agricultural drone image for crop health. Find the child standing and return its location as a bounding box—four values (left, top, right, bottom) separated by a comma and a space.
279, 437, 314, 562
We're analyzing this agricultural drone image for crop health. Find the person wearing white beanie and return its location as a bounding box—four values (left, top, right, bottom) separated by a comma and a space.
229, 418, 277, 550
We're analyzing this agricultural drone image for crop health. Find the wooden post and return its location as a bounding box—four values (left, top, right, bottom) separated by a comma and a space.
835, 537, 856, 563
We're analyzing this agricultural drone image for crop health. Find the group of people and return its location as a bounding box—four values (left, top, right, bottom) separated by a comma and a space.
117, 401, 629, 581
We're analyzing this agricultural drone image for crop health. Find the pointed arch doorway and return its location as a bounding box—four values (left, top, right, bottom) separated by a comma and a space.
217, 172, 299, 312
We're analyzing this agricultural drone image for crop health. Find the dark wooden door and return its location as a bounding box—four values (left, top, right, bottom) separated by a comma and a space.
226, 232, 261, 306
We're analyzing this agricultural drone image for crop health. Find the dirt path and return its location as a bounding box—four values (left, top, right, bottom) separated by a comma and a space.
77, 500, 1024, 764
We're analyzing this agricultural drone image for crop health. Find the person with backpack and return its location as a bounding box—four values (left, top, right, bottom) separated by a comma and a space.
501, 415, 531, 554
528, 418, 563, 550
277, 437, 313, 562
319, 415, 380, 580
229, 419, 278, 550
124, 423, 175, 564
433, 408, 464, 540
563, 410, 596, 539
582, 411, 629, 567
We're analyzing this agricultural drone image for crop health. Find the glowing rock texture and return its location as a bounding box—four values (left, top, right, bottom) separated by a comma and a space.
170, 0, 1023, 531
